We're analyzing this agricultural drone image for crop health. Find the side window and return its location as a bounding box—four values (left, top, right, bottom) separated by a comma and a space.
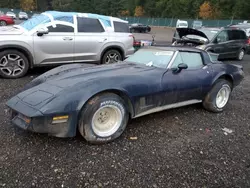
171, 53, 183, 68
77, 17, 104, 33
239, 30, 247, 39
228, 30, 241, 40
171, 52, 203, 69
113, 21, 130, 33
47, 24, 74, 33
216, 30, 229, 43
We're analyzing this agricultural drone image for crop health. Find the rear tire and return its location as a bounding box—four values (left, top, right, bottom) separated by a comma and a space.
236, 49, 245, 61
0, 50, 29, 79
101, 49, 122, 64
78, 93, 129, 144
0, 20, 7, 26
203, 79, 232, 113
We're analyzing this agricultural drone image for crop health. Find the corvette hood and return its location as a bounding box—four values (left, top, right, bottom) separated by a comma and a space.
24, 62, 156, 89
176, 28, 209, 40
0, 26, 24, 35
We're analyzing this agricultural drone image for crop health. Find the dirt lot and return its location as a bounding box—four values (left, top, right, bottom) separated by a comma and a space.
1, 27, 250, 188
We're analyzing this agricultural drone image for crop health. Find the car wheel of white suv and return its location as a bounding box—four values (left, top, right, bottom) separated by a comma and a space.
0, 50, 29, 79
102, 50, 122, 64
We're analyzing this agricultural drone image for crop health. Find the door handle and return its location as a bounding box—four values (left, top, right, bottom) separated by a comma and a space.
63, 37, 73, 41
98, 38, 107, 43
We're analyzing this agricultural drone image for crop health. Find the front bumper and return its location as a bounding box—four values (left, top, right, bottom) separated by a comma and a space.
9, 109, 78, 138
7, 97, 78, 138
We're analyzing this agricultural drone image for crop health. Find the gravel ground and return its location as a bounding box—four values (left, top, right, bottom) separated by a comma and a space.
1, 28, 250, 188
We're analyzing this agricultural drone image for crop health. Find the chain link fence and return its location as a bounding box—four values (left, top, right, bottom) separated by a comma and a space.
119, 17, 245, 28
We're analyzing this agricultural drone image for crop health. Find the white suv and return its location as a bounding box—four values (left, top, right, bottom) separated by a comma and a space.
0, 11, 135, 78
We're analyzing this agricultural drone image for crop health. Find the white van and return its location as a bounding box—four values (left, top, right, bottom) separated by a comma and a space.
176, 19, 188, 28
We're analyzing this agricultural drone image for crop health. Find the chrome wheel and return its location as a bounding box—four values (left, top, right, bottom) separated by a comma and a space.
215, 85, 231, 108
92, 105, 123, 137
238, 49, 244, 60
0, 54, 26, 76
105, 53, 120, 64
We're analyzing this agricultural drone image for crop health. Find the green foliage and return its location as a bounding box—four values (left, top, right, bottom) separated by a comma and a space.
1, 0, 250, 19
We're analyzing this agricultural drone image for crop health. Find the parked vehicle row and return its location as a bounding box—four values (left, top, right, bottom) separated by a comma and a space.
0, 11, 134, 78
6, 11, 29, 20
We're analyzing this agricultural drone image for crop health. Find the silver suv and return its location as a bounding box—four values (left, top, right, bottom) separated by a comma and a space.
0, 11, 134, 78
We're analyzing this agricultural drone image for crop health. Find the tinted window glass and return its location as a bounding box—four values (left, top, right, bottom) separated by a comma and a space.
229, 30, 240, 40
239, 30, 247, 39
114, 21, 130, 33
77, 17, 104, 32
172, 52, 203, 69
47, 24, 74, 32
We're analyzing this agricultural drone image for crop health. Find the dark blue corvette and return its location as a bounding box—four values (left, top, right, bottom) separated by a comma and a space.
6, 46, 244, 144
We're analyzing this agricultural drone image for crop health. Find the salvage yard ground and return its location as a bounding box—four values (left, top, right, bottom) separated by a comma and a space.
0, 27, 250, 187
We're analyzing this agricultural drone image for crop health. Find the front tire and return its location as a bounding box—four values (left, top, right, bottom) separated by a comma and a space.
78, 93, 129, 144
203, 79, 232, 113
0, 50, 29, 79
101, 49, 122, 64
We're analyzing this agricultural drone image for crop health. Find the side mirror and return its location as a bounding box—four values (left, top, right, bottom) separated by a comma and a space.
37, 27, 49, 37
172, 63, 188, 73
178, 63, 188, 70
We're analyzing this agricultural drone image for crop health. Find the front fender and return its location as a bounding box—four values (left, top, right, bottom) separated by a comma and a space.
39, 79, 133, 116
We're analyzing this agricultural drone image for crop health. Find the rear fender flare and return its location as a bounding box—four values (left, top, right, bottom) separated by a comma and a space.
100, 45, 125, 60
212, 72, 234, 86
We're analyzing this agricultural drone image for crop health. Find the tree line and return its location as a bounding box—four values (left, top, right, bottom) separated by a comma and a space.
1, 0, 250, 20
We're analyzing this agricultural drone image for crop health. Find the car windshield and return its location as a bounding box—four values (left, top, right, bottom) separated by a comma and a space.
19, 14, 51, 31
125, 49, 175, 68
20, 12, 27, 15
7, 12, 14, 15
180, 23, 187, 26
198, 28, 219, 40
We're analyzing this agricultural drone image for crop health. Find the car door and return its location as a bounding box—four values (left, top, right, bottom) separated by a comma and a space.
161, 51, 213, 104
226, 30, 242, 57
74, 17, 109, 63
33, 22, 74, 65
210, 30, 230, 58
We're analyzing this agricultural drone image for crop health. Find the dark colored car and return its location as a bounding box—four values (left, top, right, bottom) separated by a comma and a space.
172, 27, 250, 61
129, 23, 151, 33
0, 15, 15, 26
6, 47, 244, 144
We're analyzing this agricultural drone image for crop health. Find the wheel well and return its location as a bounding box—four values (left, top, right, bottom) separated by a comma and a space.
101, 47, 125, 63
218, 74, 234, 86
0, 47, 33, 68
84, 89, 134, 119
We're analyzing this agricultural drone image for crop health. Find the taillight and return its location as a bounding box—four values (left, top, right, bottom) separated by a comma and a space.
247, 38, 250, 44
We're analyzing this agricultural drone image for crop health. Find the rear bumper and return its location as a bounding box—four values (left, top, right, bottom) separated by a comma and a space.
125, 47, 135, 58
6, 96, 78, 138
